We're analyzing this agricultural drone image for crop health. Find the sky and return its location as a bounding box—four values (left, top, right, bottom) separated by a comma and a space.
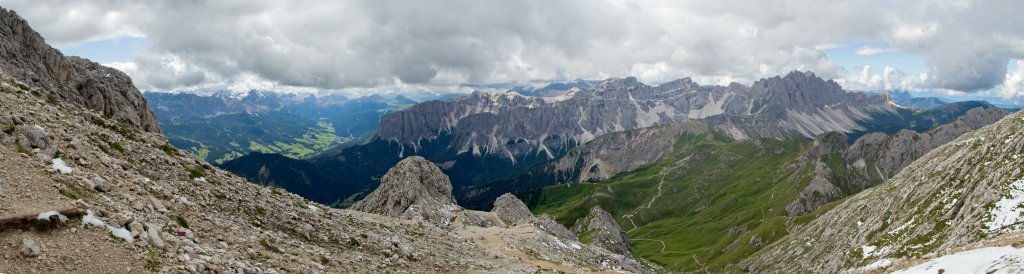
2, 0, 1024, 99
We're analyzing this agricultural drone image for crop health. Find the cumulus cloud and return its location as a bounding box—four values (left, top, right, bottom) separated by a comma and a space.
3, 0, 1024, 93
1002, 60, 1024, 98
835, 65, 927, 91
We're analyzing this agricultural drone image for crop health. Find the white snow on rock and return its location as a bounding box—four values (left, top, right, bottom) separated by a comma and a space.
81, 210, 105, 227
894, 246, 1024, 274
51, 158, 72, 174
108, 226, 133, 243
37, 211, 68, 222
985, 178, 1024, 234
81, 210, 134, 243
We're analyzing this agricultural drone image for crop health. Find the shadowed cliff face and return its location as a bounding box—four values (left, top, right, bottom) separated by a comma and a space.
0, 7, 160, 133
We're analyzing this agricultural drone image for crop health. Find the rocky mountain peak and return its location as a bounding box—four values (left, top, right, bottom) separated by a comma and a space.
656, 77, 699, 90
0, 7, 160, 133
596, 76, 647, 91
350, 156, 457, 219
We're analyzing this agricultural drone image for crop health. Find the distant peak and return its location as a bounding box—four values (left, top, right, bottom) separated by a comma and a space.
597, 76, 646, 90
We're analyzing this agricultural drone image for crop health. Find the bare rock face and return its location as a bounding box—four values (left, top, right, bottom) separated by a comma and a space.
572, 206, 632, 256
0, 8, 159, 133
351, 156, 459, 227
492, 193, 533, 225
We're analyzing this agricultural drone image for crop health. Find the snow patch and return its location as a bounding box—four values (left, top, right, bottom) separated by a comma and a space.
108, 226, 133, 243
51, 158, 72, 174
985, 178, 1024, 234
894, 246, 1024, 274
81, 210, 105, 227
81, 210, 134, 243
37, 211, 68, 222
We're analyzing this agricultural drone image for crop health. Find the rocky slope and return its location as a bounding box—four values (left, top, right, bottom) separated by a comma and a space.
784, 106, 1009, 216
0, 8, 158, 133
743, 108, 1024, 273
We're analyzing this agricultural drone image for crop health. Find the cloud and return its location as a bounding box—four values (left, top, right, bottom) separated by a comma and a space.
1002, 60, 1024, 98
3, 0, 1023, 93
834, 65, 927, 91
855, 46, 897, 57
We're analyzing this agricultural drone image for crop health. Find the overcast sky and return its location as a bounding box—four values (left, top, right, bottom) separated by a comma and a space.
2, 0, 1023, 98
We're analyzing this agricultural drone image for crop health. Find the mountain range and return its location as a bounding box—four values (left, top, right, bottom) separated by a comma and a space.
223, 71, 1002, 209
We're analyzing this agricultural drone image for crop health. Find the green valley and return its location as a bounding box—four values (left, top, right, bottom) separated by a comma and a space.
520, 132, 839, 272
163, 112, 345, 163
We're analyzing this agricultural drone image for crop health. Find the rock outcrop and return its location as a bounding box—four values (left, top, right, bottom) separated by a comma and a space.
491, 193, 533, 225
534, 214, 579, 241
0, 8, 159, 133
784, 132, 849, 216
573, 206, 632, 256
350, 156, 459, 227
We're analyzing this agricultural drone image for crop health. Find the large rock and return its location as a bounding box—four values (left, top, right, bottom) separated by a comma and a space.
491, 193, 533, 225
0, 8, 160, 133
13, 124, 52, 152
572, 206, 632, 256
351, 156, 459, 227
20, 237, 40, 257
533, 214, 578, 241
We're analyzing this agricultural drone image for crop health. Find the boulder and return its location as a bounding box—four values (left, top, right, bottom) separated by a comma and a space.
492, 193, 533, 226
351, 156, 460, 227
20, 237, 40, 257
